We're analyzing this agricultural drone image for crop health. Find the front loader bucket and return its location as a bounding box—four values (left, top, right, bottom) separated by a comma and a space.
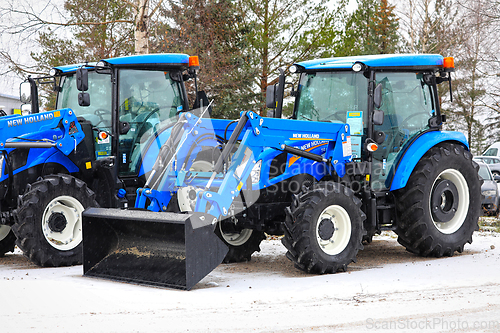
82, 208, 228, 290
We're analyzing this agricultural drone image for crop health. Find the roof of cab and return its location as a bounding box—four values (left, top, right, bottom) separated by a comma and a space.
53, 53, 190, 74
296, 54, 445, 71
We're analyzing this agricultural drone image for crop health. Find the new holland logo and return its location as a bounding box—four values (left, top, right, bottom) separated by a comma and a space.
7, 111, 58, 128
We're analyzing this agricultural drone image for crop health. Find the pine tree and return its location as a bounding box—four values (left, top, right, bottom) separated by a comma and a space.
334, 0, 399, 57
156, 0, 258, 118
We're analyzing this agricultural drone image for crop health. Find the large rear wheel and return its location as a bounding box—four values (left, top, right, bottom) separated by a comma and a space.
395, 143, 481, 257
13, 174, 98, 266
282, 182, 366, 274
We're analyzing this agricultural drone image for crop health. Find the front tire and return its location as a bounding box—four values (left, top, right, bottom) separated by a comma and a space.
282, 182, 366, 274
13, 174, 98, 266
395, 143, 482, 257
0, 226, 16, 256
215, 222, 265, 263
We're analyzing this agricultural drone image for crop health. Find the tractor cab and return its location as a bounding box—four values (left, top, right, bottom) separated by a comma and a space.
20, 54, 202, 206
270, 54, 455, 191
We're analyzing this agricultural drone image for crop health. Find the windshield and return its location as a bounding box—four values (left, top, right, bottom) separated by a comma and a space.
479, 164, 492, 180
484, 148, 498, 156
294, 72, 368, 160
295, 72, 368, 125
57, 71, 112, 130
118, 69, 185, 175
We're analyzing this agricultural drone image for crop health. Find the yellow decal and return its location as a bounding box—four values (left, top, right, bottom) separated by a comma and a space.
85, 161, 92, 169
237, 182, 243, 191
366, 175, 370, 182
54, 111, 61, 118
288, 142, 328, 167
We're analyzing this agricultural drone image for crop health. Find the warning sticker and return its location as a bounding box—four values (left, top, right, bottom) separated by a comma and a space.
342, 136, 352, 157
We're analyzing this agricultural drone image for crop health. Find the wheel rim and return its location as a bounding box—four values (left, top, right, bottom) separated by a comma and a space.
42, 195, 84, 251
316, 205, 351, 255
219, 223, 253, 246
190, 160, 213, 172
0, 225, 11, 241
430, 169, 469, 234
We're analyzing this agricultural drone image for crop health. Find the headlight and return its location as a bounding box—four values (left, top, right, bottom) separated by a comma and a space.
251, 160, 262, 184
482, 190, 497, 197
352, 62, 364, 72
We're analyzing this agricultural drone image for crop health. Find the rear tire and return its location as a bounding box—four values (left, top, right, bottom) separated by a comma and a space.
13, 174, 98, 266
395, 143, 481, 257
282, 182, 366, 274
0, 226, 16, 256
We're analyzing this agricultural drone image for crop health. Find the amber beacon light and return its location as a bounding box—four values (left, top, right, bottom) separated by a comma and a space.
443, 57, 455, 71
189, 56, 200, 69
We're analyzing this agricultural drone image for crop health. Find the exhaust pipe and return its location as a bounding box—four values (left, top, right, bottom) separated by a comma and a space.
82, 208, 228, 290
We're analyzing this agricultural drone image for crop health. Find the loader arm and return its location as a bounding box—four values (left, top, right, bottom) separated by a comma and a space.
138, 110, 352, 220
0, 109, 84, 155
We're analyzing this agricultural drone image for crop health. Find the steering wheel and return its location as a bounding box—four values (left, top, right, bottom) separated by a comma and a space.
323, 110, 346, 122
399, 112, 430, 131
94, 108, 111, 127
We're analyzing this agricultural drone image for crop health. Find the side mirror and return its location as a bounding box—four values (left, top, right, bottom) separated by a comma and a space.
274, 68, 285, 118
76, 68, 89, 91
374, 83, 382, 109
78, 92, 90, 107
21, 103, 32, 115
266, 84, 277, 109
265, 67, 286, 119
20, 81, 32, 103
373, 110, 384, 126
494, 175, 500, 183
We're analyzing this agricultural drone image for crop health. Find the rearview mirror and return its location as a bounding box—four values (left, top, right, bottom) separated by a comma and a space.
76, 68, 89, 91
21, 103, 32, 115
373, 110, 384, 126
78, 92, 90, 107
20, 81, 31, 103
374, 83, 382, 109
266, 84, 277, 109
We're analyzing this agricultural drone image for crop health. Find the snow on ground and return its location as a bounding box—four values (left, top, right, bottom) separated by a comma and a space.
2, 230, 500, 333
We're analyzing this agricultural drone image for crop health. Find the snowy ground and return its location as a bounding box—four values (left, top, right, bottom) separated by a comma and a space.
2, 225, 500, 332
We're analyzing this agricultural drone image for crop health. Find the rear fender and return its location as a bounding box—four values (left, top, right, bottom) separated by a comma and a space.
389, 131, 469, 191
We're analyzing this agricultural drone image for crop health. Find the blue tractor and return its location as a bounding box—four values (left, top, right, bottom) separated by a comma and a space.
82, 54, 482, 290
0, 53, 205, 266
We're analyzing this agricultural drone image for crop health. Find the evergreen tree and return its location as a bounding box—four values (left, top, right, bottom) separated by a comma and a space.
234, 0, 347, 112
31, 0, 134, 71
28, 0, 134, 110
334, 0, 399, 57
157, 0, 258, 118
